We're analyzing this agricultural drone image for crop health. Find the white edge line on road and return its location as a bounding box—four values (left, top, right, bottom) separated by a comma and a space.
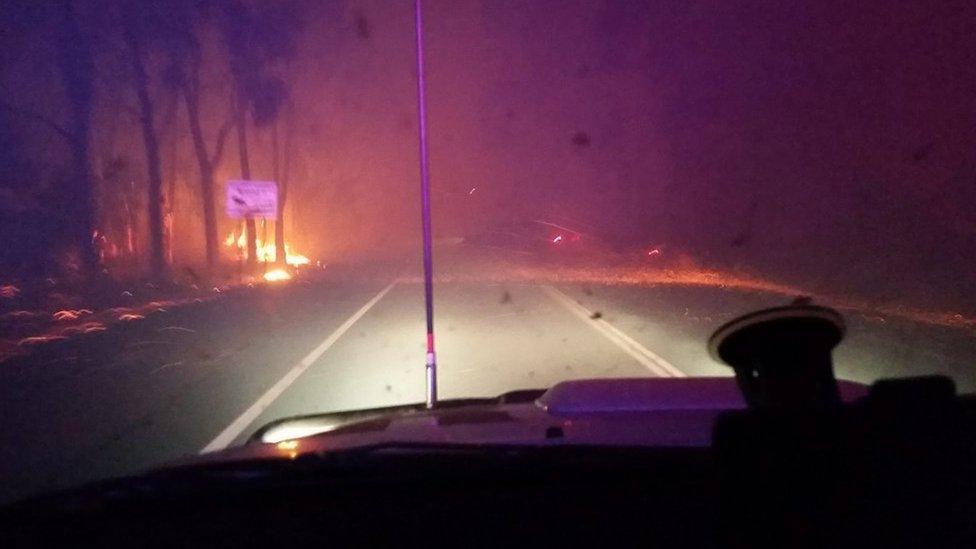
200, 281, 398, 453
540, 285, 686, 378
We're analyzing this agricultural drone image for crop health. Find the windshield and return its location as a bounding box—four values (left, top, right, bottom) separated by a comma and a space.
1, 0, 974, 502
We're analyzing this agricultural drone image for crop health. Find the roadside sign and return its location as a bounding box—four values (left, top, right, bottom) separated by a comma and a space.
226, 180, 278, 219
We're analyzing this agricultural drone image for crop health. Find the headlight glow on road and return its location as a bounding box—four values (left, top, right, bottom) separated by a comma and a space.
261, 421, 341, 443
276, 440, 300, 459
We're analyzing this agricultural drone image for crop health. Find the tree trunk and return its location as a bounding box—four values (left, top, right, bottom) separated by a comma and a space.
55, 0, 100, 281
183, 83, 219, 270
164, 86, 179, 266
121, 16, 166, 278
272, 117, 285, 265
235, 98, 258, 268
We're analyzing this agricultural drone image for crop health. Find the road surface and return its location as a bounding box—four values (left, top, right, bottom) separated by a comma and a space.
1, 260, 974, 503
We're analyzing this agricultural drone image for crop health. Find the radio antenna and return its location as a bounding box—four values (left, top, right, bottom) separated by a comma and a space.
414, 0, 437, 408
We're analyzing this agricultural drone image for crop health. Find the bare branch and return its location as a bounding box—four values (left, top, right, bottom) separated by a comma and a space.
210, 116, 236, 166
0, 98, 74, 142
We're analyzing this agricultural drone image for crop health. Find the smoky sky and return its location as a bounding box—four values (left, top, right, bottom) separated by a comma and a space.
311, 0, 976, 305
2, 0, 975, 310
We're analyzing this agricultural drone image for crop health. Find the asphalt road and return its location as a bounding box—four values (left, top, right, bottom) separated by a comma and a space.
2, 262, 974, 504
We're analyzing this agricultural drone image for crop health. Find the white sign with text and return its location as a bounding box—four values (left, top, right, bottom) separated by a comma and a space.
226, 180, 278, 219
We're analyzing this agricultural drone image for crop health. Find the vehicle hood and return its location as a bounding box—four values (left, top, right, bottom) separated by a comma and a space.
185, 377, 867, 466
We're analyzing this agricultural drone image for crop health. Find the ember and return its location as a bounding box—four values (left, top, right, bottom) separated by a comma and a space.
263, 269, 292, 282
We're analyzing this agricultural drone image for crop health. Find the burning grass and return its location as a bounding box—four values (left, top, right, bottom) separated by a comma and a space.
0, 260, 313, 361
0, 278, 226, 362
224, 232, 310, 267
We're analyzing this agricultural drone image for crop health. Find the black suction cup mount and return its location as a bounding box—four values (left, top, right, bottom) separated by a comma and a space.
709, 304, 845, 408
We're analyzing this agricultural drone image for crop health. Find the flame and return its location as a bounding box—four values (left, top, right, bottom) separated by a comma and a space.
263, 269, 292, 282
224, 232, 310, 266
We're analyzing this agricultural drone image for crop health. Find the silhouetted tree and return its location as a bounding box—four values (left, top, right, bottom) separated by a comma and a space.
216, 0, 300, 269
161, 2, 234, 273
54, 1, 103, 281
119, 1, 167, 278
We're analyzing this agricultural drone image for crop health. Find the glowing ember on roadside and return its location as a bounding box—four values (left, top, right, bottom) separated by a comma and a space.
53, 309, 93, 321
53, 310, 80, 321
0, 289, 229, 362
263, 269, 292, 282
224, 232, 310, 266
0, 284, 20, 298
396, 260, 976, 333
61, 322, 107, 335
18, 335, 69, 346
2, 310, 43, 320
